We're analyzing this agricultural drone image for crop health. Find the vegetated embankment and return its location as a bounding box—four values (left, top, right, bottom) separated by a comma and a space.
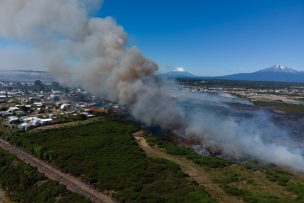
0, 139, 114, 203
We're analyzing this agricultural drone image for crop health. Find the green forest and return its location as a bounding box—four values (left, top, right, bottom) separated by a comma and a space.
2, 119, 215, 202
0, 148, 90, 203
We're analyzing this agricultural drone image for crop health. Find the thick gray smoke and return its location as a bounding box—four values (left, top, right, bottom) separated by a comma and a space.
0, 0, 303, 171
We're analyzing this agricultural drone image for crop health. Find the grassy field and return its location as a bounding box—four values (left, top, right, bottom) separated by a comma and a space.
0, 148, 90, 203
252, 100, 304, 112
2, 119, 216, 202
144, 133, 304, 203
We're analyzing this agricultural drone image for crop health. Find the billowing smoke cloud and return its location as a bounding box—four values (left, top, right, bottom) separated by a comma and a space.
0, 0, 303, 171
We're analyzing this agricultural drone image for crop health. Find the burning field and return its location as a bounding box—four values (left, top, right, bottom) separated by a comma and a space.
0, 0, 303, 171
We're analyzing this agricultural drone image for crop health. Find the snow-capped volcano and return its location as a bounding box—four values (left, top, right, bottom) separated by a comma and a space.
175, 67, 186, 72
258, 65, 298, 73
161, 67, 195, 78
220, 65, 304, 83
161, 64, 304, 83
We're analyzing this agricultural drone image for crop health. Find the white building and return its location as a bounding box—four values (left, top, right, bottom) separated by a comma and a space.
60, 104, 70, 110
40, 118, 53, 125
7, 107, 19, 114
34, 102, 43, 107
8, 116, 19, 124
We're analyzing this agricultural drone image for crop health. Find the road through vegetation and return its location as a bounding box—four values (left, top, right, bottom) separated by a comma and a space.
0, 138, 115, 203
133, 131, 243, 203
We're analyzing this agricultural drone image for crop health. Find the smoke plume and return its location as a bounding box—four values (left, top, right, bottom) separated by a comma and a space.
0, 0, 303, 171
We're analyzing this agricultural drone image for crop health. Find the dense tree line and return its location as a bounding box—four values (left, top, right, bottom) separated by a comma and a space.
0, 148, 90, 203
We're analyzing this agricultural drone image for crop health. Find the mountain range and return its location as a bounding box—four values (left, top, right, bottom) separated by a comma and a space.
0, 65, 303, 83
162, 65, 304, 83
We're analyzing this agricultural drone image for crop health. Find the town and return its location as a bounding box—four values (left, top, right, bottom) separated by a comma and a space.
1, 78, 304, 132
0, 80, 123, 131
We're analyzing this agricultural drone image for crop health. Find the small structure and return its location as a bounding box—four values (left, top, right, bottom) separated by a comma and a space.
40, 118, 53, 125
90, 108, 108, 114
19, 122, 31, 130
8, 116, 19, 124
60, 103, 70, 110
34, 102, 43, 107
7, 107, 19, 114
81, 112, 94, 118
0, 111, 11, 117
19, 116, 54, 130
22, 117, 41, 127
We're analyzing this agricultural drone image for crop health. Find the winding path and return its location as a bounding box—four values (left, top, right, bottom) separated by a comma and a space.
0, 188, 8, 203
133, 131, 243, 203
0, 138, 115, 203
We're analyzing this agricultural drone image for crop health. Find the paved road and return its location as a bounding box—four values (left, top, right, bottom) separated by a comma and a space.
0, 139, 115, 203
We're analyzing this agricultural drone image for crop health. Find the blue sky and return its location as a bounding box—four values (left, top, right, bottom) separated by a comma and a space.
0, 0, 303, 75
99, 0, 304, 75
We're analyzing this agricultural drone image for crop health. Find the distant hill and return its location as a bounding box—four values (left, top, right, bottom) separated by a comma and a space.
161, 67, 196, 78
220, 65, 304, 83
0, 70, 55, 82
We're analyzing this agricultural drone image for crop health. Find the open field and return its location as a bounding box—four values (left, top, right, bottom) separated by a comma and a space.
133, 131, 242, 203
144, 132, 304, 203
178, 79, 304, 113
1, 119, 216, 202
252, 100, 304, 112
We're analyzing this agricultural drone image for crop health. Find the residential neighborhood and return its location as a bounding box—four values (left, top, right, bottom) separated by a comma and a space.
0, 80, 123, 130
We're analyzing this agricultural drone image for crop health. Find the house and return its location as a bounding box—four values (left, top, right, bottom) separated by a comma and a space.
48, 113, 58, 119
35, 108, 44, 114
29, 97, 41, 102
22, 117, 41, 127
34, 102, 43, 107
7, 107, 19, 114
19, 116, 53, 130
80, 112, 94, 118
0, 95, 7, 103
0, 111, 11, 117
8, 116, 19, 124
1, 107, 19, 117
113, 105, 120, 109
19, 122, 31, 130
50, 94, 60, 101
60, 103, 70, 110
40, 118, 53, 125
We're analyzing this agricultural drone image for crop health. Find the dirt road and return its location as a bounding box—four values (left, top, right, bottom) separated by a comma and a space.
133, 131, 243, 203
0, 188, 9, 203
0, 139, 115, 203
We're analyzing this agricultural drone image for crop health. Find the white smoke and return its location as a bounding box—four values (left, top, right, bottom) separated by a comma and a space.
0, 0, 303, 171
